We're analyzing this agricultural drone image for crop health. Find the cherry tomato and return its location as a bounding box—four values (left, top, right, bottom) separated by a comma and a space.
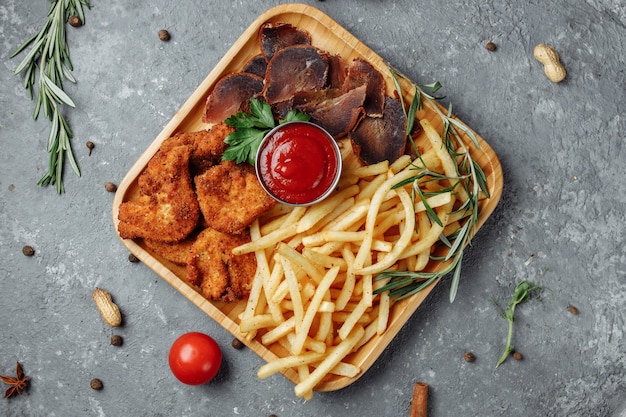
168, 332, 222, 385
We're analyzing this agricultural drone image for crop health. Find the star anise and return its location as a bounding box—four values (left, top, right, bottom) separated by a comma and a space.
1, 362, 30, 398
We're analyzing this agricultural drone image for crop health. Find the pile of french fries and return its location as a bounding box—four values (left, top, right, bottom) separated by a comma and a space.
235, 119, 469, 399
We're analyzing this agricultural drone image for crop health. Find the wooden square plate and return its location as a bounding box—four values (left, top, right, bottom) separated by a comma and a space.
112, 3, 503, 392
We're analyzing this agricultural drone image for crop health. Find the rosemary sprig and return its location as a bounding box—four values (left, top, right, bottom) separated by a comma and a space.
375, 69, 490, 303
10, 0, 92, 193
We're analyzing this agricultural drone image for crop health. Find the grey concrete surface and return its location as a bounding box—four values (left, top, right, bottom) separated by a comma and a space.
1, 0, 625, 416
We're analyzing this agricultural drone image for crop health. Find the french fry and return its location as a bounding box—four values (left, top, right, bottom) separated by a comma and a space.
327, 361, 361, 378
401, 201, 453, 258
296, 365, 314, 401
414, 191, 452, 212
302, 248, 348, 271
257, 351, 325, 380
350, 160, 389, 178
261, 316, 295, 345
287, 332, 327, 354
323, 199, 369, 232
233, 223, 298, 255
421, 118, 469, 202
279, 255, 304, 330
240, 313, 278, 333
315, 292, 333, 342
376, 280, 391, 335
276, 242, 324, 284
389, 154, 413, 173
294, 326, 365, 398
296, 185, 360, 233
335, 246, 357, 310
318, 300, 336, 313
337, 297, 369, 340
356, 186, 415, 275
291, 266, 340, 355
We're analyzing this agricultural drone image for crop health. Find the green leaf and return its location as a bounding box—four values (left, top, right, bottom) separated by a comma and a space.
280, 109, 310, 124
415, 187, 442, 227
222, 129, 266, 165
449, 252, 463, 303
10, 32, 39, 59
405, 89, 419, 135
445, 221, 469, 261
48, 111, 60, 151
42, 73, 75, 107
225, 112, 256, 129
222, 97, 310, 166
13, 37, 45, 74
249, 98, 275, 128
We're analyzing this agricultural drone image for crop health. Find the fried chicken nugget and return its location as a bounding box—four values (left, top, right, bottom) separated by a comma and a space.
117, 145, 200, 242
194, 160, 277, 234
187, 227, 256, 302
144, 233, 197, 266
159, 123, 234, 175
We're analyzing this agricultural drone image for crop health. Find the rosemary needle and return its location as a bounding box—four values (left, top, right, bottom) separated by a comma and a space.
10, 0, 92, 193
375, 69, 490, 303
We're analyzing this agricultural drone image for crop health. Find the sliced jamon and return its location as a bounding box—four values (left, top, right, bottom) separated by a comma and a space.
342, 58, 386, 117
202, 73, 264, 124
326, 54, 347, 90
349, 96, 407, 165
295, 84, 367, 139
259, 22, 312, 61
263, 45, 329, 105
241, 54, 268, 78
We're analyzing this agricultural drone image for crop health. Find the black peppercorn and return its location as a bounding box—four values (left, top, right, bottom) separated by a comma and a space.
485, 41, 497, 51
90, 378, 103, 390
105, 182, 117, 192
128, 253, 140, 263
86, 141, 95, 156
513, 351, 523, 361
464, 352, 476, 362
22, 245, 35, 256
158, 29, 171, 41
231, 338, 244, 350
68, 15, 82, 27
110, 335, 123, 346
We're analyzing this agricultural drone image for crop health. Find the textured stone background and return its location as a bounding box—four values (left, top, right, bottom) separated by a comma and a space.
1, 1, 625, 416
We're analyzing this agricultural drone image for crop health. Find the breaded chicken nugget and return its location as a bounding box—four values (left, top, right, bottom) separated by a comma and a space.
118, 145, 200, 242
194, 160, 276, 234
144, 232, 197, 266
159, 123, 234, 175
187, 228, 256, 302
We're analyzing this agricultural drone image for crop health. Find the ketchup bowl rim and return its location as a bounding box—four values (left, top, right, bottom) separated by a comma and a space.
254, 121, 343, 207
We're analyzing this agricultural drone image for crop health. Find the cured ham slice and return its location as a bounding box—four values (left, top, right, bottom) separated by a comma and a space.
242, 54, 268, 78
259, 22, 312, 60
202, 73, 264, 124
343, 58, 386, 117
349, 96, 407, 165
326, 54, 347, 90
263, 45, 329, 105
295, 85, 367, 139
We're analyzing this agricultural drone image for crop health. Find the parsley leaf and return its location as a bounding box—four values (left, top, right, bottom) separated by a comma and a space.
223, 128, 265, 165
222, 98, 310, 165
280, 109, 311, 124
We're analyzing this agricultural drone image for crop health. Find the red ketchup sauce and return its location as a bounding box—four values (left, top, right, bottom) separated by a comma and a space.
256, 122, 341, 205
